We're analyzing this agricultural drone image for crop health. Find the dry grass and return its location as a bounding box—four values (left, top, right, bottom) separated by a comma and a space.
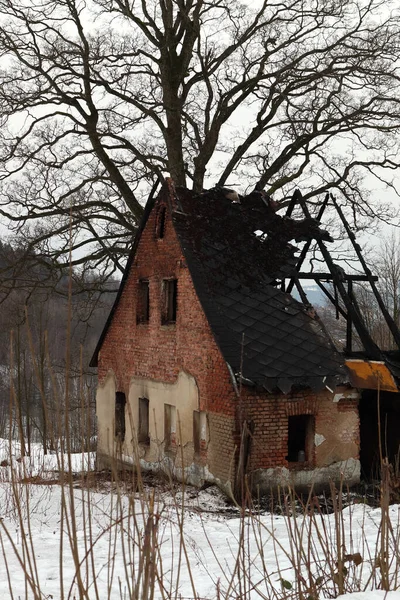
1, 293, 399, 599
1, 445, 400, 600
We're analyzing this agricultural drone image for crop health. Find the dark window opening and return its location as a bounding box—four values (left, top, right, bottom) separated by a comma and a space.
115, 392, 126, 441
138, 397, 150, 444
287, 414, 314, 463
360, 389, 400, 479
137, 280, 150, 323
156, 206, 166, 239
193, 410, 200, 454
193, 410, 207, 455
162, 279, 177, 324
164, 403, 176, 452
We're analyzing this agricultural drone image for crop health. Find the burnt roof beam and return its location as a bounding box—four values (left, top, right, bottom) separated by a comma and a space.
314, 280, 348, 320
346, 279, 353, 353
286, 193, 330, 294
295, 191, 382, 360
292, 274, 310, 305
331, 194, 400, 351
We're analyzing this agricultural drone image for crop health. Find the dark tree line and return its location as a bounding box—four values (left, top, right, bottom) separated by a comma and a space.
0, 241, 115, 452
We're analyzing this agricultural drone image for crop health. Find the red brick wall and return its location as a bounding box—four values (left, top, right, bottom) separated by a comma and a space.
239, 391, 303, 470
241, 388, 359, 472
97, 189, 359, 485
98, 193, 237, 418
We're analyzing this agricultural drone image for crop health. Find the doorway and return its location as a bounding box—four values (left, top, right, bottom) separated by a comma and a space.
359, 389, 400, 479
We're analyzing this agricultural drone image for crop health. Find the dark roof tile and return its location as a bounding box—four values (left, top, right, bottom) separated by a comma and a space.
90, 183, 349, 389
228, 321, 248, 334
172, 187, 348, 391
238, 315, 257, 328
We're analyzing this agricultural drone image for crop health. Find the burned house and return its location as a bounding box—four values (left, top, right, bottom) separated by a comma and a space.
90, 180, 400, 495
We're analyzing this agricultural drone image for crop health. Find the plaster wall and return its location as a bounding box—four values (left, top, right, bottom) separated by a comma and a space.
96, 371, 117, 462
251, 458, 360, 494
97, 370, 199, 455
315, 388, 359, 466
96, 368, 237, 492
129, 371, 199, 460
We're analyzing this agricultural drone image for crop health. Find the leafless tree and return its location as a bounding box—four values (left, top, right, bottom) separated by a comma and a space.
0, 243, 114, 448
319, 232, 400, 351
0, 0, 400, 276
354, 233, 400, 350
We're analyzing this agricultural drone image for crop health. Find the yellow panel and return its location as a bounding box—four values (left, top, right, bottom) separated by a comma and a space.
345, 359, 399, 392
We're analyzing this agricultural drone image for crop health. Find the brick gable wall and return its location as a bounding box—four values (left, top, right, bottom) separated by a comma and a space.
97, 197, 238, 485
98, 199, 236, 413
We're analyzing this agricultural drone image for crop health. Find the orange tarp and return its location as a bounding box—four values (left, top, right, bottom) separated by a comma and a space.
345, 359, 399, 392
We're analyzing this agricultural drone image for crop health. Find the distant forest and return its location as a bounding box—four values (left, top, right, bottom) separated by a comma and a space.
0, 240, 117, 454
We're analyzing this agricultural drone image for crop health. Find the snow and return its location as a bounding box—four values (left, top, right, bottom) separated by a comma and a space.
0, 439, 400, 599
339, 595, 400, 600
0, 437, 95, 480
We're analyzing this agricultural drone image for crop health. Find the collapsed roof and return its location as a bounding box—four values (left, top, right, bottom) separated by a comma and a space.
91, 180, 400, 393
91, 182, 351, 393
172, 186, 347, 393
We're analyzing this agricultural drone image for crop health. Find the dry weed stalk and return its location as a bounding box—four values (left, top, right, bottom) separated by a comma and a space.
2, 304, 400, 598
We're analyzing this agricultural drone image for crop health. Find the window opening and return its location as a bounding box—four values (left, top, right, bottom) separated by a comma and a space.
137, 280, 150, 323
115, 392, 126, 441
193, 410, 207, 455
164, 404, 176, 452
138, 397, 150, 444
287, 414, 314, 462
162, 279, 178, 324
156, 206, 166, 239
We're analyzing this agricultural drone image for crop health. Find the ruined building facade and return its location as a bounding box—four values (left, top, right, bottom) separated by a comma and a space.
91, 180, 385, 494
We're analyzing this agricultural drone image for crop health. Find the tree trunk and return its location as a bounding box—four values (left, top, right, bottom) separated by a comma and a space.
161, 78, 187, 187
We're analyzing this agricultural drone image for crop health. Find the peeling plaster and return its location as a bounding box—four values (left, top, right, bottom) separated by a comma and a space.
315, 433, 326, 447
333, 391, 359, 403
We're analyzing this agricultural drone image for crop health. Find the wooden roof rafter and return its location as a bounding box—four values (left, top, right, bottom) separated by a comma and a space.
284, 190, 400, 358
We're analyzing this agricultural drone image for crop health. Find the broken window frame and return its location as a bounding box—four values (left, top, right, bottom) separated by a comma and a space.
137, 279, 150, 324
286, 414, 314, 464
138, 397, 150, 445
164, 403, 176, 453
115, 392, 126, 442
161, 279, 178, 325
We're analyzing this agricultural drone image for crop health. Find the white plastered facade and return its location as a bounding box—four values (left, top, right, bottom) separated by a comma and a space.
96, 369, 212, 485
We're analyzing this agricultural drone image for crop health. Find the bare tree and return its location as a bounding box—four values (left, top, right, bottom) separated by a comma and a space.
354, 233, 400, 350
0, 0, 399, 276
320, 232, 400, 351
375, 233, 400, 329
0, 242, 113, 448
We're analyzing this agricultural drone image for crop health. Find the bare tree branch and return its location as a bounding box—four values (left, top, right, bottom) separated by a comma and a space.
0, 0, 399, 280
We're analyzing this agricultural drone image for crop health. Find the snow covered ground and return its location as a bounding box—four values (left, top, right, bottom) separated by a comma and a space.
0, 439, 400, 600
